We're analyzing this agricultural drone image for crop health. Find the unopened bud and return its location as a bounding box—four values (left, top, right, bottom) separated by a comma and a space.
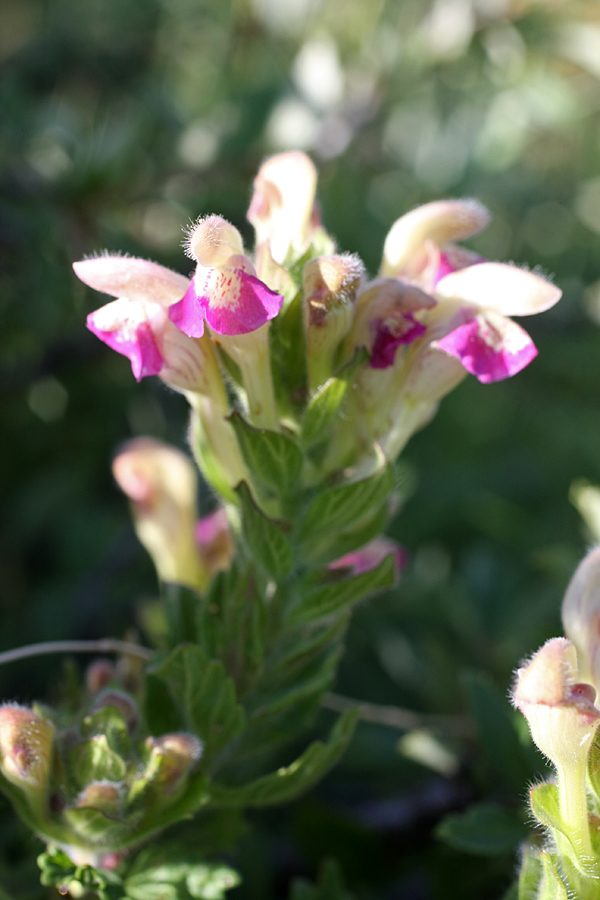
112, 438, 208, 591
92, 691, 138, 734
77, 781, 122, 815
195, 508, 234, 577
184, 216, 244, 268
513, 637, 600, 865
145, 733, 203, 794
0, 704, 54, 793
86, 660, 116, 695
248, 151, 318, 264
303, 255, 364, 391
562, 547, 600, 695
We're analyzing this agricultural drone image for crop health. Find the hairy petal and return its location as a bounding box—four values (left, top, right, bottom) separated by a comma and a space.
435, 262, 561, 316
434, 311, 537, 383
74, 257, 190, 306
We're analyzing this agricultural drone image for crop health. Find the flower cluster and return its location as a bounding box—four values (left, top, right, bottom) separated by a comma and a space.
76, 152, 560, 488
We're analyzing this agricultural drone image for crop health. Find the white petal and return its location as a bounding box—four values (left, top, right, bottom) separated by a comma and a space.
435, 262, 561, 316
73, 256, 190, 306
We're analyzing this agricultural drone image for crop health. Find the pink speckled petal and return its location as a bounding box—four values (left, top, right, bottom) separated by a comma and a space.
369, 313, 426, 369
87, 301, 164, 381
168, 281, 206, 339
74, 257, 190, 306
434, 312, 537, 383
202, 266, 284, 335
435, 262, 561, 316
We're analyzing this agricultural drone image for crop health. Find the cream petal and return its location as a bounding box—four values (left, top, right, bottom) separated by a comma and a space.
435, 262, 561, 316
73, 256, 190, 306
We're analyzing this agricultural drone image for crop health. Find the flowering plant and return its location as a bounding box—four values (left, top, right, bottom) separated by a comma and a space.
1, 153, 560, 898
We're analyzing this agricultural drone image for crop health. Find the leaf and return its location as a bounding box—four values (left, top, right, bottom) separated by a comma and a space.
528, 784, 597, 880
209, 710, 358, 807
462, 670, 538, 791
69, 735, 127, 787
301, 378, 348, 450
298, 464, 395, 554
151, 645, 245, 767
229, 411, 304, 496
125, 851, 240, 900
143, 672, 186, 736
290, 555, 396, 624
518, 843, 543, 900
290, 859, 354, 900
62, 806, 132, 844
301, 501, 389, 566
436, 802, 528, 856
538, 850, 569, 900
236, 481, 294, 578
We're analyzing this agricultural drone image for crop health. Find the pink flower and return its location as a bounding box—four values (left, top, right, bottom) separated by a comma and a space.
74, 256, 209, 392
432, 262, 561, 383
168, 215, 283, 338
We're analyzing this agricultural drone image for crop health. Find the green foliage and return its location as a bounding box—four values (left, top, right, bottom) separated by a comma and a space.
436, 802, 528, 857
289, 859, 354, 900
235, 481, 294, 578
228, 412, 304, 498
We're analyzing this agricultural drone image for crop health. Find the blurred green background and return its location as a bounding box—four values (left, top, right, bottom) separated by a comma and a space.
3, 0, 600, 896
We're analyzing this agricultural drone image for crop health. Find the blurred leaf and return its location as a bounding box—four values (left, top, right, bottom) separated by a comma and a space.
290, 555, 396, 624
436, 802, 528, 856
126, 847, 239, 900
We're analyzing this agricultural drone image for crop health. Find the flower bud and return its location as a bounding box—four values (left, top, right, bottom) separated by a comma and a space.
247, 151, 318, 264
92, 691, 139, 734
329, 537, 407, 578
144, 733, 203, 795
0, 704, 54, 793
561, 547, 600, 694
513, 637, 600, 865
77, 781, 122, 815
303, 254, 364, 391
112, 438, 208, 591
195, 508, 234, 578
85, 660, 116, 695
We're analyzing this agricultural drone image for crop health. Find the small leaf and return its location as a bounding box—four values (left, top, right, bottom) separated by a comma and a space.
518, 843, 543, 900
62, 806, 132, 844
69, 735, 126, 787
436, 802, 528, 856
151, 645, 245, 767
298, 464, 395, 549
301, 378, 348, 449
538, 850, 569, 900
290, 555, 396, 624
210, 710, 357, 807
229, 411, 303, 496
236, 481, 294, 578
125, 853, 240, 900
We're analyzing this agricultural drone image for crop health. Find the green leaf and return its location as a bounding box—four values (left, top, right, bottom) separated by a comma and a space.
62, 806, 132, 844
209, 710, 357, 807
125, 850, 240, 900
528, 784, 597, 882
518, 843, 543, 900
538, 850, 569, 900
69, 735, 127, 787
38, 847, 123, 900
298, 464, 395, 554
236, 481, 294, 578
290, 859, 354, 900
301, 378, 348, 450
151, 645, 246, 767
300, 501, 389, 566
290, 555, 396, 624
462, 670, 538, 791
436, 802, 528, 856
229, 412, 303, 496
143, 672, 186, 736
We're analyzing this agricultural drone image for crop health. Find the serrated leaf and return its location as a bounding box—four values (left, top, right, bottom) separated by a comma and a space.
302, 378, 348, 449
462, 670, 538, 791
125, 855, 239, 900
436, 802, 528, 856
62, 806, 132, 844
209, 710, 357, 807
143, 672, 186, 736
301, 502, 390, 566
151, 646, 245, 767
229, 411, 303, 496
290, 555, 396, 624
236, 481, 294, 578
298, 464, 395, 551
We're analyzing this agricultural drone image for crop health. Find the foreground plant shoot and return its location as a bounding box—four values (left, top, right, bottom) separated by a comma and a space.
2, 153, 561, 897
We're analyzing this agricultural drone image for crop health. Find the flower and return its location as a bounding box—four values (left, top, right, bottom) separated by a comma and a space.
562, 546, 600, 697
75, 256, 212, 393
168, 215, 283, 338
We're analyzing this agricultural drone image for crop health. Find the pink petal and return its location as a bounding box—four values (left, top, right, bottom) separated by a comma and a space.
200, 266, 284, 335
167, 282, 206, 339
330, 537, 407, 577
87, 300, 165, 381
369, 313, 426, 369
435, 262, 561, 316
434, 312, 537, 383
74, 257, 190, 306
